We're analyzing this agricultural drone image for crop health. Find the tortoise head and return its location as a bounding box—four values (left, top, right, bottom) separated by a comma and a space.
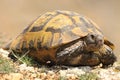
83, 32, 104, 51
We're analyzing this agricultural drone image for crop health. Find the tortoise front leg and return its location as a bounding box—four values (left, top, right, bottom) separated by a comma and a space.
56, 40, 101, 66
98, 45, 117, 67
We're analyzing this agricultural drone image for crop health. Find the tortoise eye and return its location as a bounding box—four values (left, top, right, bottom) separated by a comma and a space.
91, 34, 95, 39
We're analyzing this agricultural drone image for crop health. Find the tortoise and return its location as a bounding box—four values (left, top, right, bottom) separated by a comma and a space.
3, 10, 116, 67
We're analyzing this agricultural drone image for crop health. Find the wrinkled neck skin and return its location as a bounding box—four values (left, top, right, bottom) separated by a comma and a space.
83, 41, 104, 52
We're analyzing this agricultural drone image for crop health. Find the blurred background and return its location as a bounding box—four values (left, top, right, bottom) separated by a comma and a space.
0, 0, 119, 58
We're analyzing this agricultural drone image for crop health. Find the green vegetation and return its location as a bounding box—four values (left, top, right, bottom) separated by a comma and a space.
11, 51, 35, 66
18, 55, 35, 66
59, 76, 66, 80
79, 72, 98, 80
0, 56, 14, 73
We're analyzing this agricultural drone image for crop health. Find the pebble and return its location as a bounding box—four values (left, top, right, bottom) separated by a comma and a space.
59, 70, 67, 77
92, 67, 120, 80
0, 73, 23, 80
66, 67, 86, 75
19, 63, 35, 72
39, 73, 47, 79
35, 78, 42, 80
47, 71, 55, 75
0, 48, 9, 58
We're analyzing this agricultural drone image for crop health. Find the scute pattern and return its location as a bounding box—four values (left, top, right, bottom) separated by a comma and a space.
7, 10, 103, 52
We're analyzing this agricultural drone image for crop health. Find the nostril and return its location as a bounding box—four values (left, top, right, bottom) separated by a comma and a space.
98, 39, 102, 43
97, 36, 104, 43
98, 39, 104, 46
99, 40, 102, 42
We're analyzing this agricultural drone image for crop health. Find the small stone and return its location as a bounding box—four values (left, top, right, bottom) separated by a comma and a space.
59, 70, 67, 77
19, 63, 27, 71
19, 63, 35, 72
80, 66, 92, 72
0, 48, 9, 58
31, 73, 37, 78
39, 73, 47, 79
47, 71, 54, 75
115, 66, 120, 71
67, 68, 85, 75
67, 74, 77, 80
9, 73, 23, 80
35, 78, 42, 80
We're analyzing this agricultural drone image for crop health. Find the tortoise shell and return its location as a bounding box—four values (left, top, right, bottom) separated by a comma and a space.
4, 10, 115, 65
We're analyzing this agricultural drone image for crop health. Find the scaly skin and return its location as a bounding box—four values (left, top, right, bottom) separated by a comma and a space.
56, 41, 116, 67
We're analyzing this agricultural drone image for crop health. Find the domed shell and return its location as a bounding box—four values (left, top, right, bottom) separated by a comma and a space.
5, 10, 103, 51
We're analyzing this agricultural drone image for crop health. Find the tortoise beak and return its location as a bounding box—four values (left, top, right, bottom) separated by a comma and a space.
95, 35, 104, 48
